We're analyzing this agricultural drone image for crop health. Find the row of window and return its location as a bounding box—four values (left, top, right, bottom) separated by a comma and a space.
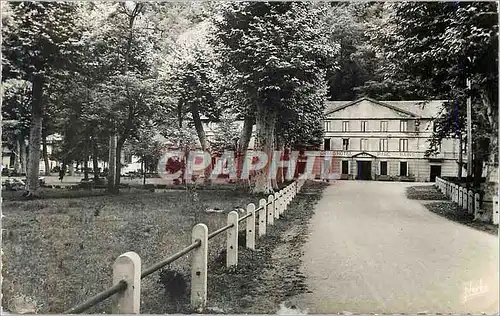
325, 120, 422, 132
324, 138, 409, 152
340, 160, 409, 176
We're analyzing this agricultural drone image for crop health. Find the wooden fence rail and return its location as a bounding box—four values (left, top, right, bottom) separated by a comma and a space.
435, 176, 499, 225
63, 174, 309, 314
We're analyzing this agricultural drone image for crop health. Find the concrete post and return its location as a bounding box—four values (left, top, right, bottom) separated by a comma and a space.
468, 190, 474, 214
246, 203, 256, 250
267, 194, 275, 226
280, 190, 285, 215
285, 187, 290, 210
112, 252, 141, 314
458, 187, 463, 206
258, 198, 267, 237
191, 223, 208, 311
474, 193, 480, 218
493, 196, 499, 225
226, 211, 239, 267
286, 188, 289, 208
462, 189, 468, 210
461, 187, 464, 207
284, 188, 288, 213
275, 191, 280, 219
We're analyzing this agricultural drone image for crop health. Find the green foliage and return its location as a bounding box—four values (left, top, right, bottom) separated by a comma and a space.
2, 2, 82, 81
361, 2, 498, 164
211, 112, 241, 152
211, 2, 337, 150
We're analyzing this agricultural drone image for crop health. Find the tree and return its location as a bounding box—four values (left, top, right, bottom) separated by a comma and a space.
212, 2, 337, 193
160, 20, 220, 183
363, 2, 498, 182
128, 128, 166, 185
361, 2, 498, 220
77, 2, 168, 193
324, 2, 383, 101
2, 2, 82, 197
1, 79, 31, 175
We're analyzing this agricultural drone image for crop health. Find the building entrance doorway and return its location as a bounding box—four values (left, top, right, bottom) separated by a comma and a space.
430, 165, 441, 182
356, 161, 372, 180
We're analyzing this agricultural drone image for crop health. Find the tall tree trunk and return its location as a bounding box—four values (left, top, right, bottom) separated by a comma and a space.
115, 140, 125, 188
68, 163, 74, 176
42, 133, 50, 176
20, 137, 27, 175
237, 114, 254, 186
92, 137, 99, 180
457, 134, 463, 180
191, 104, 212, 185
108, 134, 117, 193
251, 104, 276, 194
473, 157, 483, 188
83, 157, 89, 181
14, 136, 21, 174
25, 76, 43, 197
142, 156, 146, 186
272, 136, 282, 190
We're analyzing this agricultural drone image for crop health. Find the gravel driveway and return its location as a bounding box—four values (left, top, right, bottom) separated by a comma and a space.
289, 181, 498, 314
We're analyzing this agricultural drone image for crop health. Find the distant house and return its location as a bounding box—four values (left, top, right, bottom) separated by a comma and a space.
321, 97, 463, 182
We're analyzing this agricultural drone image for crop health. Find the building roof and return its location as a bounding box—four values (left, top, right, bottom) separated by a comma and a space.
324, 97, 447, 119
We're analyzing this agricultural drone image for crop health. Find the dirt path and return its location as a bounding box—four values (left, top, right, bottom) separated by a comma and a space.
204, 181, 327, 314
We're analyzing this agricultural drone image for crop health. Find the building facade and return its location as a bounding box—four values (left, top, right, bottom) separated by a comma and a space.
321, 97, 463, 182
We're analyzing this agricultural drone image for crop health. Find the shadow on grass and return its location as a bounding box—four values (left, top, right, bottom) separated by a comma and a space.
1, 188, 263, 313
405, 185, 498, 236
405, 185, 448, 201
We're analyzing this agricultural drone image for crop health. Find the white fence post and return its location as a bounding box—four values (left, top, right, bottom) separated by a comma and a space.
267, 194, 275, 226
246, 203, 256, 250
493, 196, 499, 225
275, 191, 280, 219
458, 187, 463, 206
462, 189, 468, 210
259, 199, 267, 236
227, 211, 239, 267
191, 223, 208, 311
460, 188, 467, 209
474, 193, 480, 218
282, 188, 287, 212
468, 190, 474, 214
285, 187, 289, 209
112, 252, 141, 314
454, 185, 459, 203
285, 187, 290, 210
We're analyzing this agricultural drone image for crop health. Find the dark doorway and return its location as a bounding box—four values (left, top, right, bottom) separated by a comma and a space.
380, 161, 388, 176
357, 161, 372, 180
430, 165, 441, 182
323, 138, 331, 151
341, 161, 349, 175
400, 161, 408, 176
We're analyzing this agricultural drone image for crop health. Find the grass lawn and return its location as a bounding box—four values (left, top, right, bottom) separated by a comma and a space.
1, 187, 267, 314
405, 185, 498, 236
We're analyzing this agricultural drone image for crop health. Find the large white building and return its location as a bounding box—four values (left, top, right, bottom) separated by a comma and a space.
321, 97, 463, 182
